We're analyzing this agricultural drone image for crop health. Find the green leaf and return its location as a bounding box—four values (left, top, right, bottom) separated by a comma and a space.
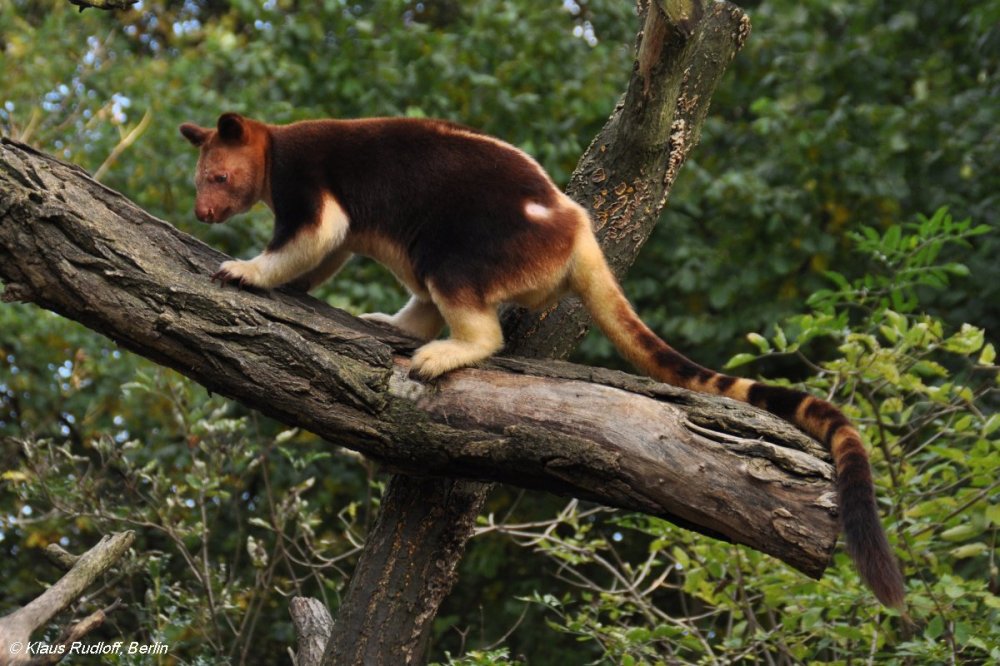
941, 262, 970, 277
626, 627, 651, 643
773, 325, 787, 351
883, 225, 902, 252
979, 343, 996, 366
939, 524, 981, 541
949, 543, 988, 559
984, 414, 1000, 438
746, 332, 771, 353
823, 270, 850, 290
671, 546, 690, 570
725, 353, 758, 369
925, 615, 944, 639
942, 323, 985, 354
984, 503, 1000, 527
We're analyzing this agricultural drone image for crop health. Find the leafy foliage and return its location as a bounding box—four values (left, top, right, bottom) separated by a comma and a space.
518, 210, 999, 664
609, 0, 1000, 369
4, 368, 371, 663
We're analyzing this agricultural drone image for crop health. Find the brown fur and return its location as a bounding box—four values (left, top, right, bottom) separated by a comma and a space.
180, 113, 905, 608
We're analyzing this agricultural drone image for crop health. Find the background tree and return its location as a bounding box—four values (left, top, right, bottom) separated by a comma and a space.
1, 0, 997, 664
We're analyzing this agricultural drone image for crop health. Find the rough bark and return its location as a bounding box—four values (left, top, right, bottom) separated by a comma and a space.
321, 477, 492, 665
289, 598, 334, 666
319, 475, 491, 666
0, 532, 134, 666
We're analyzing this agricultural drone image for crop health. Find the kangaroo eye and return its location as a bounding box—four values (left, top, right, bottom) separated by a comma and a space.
213, 174, 229, 184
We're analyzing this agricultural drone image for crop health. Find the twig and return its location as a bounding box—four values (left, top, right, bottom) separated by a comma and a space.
43, 543, 81, 571
93, 108, 152, 181
67, 0, 138, 12
0, 533, 134, 665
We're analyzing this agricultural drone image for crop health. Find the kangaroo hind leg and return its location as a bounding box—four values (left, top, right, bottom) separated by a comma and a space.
361, 295, 445, 341
409, 292, 503, 380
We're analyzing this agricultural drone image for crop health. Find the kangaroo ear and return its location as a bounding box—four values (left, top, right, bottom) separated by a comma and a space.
217, 112, 248, 144
179, 123, 210, 146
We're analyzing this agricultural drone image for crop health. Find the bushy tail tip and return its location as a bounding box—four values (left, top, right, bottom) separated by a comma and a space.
839, 458, 906, 609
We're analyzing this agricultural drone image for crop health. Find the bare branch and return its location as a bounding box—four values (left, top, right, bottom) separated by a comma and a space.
93, 108, 152, 181
43, 544, 81, 572
66, 0, 138, 12
0, 532, 134, 666
288, 598, 333, 666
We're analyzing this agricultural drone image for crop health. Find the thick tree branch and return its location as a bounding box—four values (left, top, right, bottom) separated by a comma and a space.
0, 532, 134, 666
0, 131, 837, 577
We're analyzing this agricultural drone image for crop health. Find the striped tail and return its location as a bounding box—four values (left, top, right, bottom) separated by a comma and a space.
569, 232, 905, 607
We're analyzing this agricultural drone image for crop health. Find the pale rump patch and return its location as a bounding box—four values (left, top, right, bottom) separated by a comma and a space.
480, 198, 587, 308
216, 192, 349, 288
524, 201, 552, 220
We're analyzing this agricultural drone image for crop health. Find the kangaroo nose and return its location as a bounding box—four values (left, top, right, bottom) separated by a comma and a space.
195, 204, 215, 223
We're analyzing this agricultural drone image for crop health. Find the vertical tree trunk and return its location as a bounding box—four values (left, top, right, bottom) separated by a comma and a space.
319, 2, 750, 663
321, 478, 490, 665
502, 0, 752, 356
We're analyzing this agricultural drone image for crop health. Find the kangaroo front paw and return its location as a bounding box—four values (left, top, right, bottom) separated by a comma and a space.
212, 259, 265, 288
